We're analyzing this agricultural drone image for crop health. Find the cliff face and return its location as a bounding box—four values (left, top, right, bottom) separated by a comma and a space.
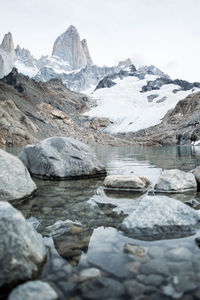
0, 32, 16, 79
52, 25, 93, 70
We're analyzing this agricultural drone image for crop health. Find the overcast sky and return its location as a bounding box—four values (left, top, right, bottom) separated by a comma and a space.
1, 0, 200, 81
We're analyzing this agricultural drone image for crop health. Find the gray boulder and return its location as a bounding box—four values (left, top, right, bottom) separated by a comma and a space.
0, 149, 37, 201
8, 281, 58, 300
103, 175, 151, 192
18, 137, 106, 179
0, 202, 46, 288
121, 195, 200, 239
154, 169, 197, 193
191, 166, 200, 188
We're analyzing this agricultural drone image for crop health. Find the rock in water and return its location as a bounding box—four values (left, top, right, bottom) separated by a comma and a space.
103, 175, 151, 192
154, 169, 197, 193
52, 25, 91, 70
0, 149, 37, 201
18, 137, 106, 179
8, 281, 58, 300
0, 202, 46, 289
0, 32, 16, 79
191, 166, 200, 189
121, 195, 200, 240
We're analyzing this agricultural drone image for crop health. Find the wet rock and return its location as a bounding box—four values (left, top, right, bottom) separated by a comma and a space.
0, 149, 37, 201
140, 259, 170, 276
166, 247, 192, 261
148, 246, 165, 258
124, 279, 146, 297
125, 261, 141, 275
191, 166, 200, 189
79, 268, 101, 281
18, 137, 106, 179
154, 169, 197, 193
103, 175, 151, 192
124, 244, 147, 258
137, 274, 164, 287
0, 202, 46, 289
121, 195, 200, 240
8, 281, 58, 300
76, 277, 124, 299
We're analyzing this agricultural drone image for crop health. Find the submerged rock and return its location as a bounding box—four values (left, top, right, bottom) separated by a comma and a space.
103, 175, 151, 192
154, 169, 197, 193
18, 137, 106, 179
0, 202, 46, 289
0, 149, 37, 201
8, 281, 58, 300
121, 195, 200, 240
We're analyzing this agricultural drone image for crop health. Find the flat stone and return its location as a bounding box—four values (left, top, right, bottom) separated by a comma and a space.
155, 169, 197, 193
18, 137, 106, 179
103, 175, 151, 192
8, 281, 58, 300
121, 195, 200, 240
148, 246, 165, 258
124, 279, 146, 297
0, 149, 37, 201
137, 274, 164, 287
140, 259, 170, 276
166, 247, 192, 261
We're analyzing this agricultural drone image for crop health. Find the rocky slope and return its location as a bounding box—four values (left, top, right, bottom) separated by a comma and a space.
0, 32, 16, 79
125, 91, 200, 145
0, 68, 129, 147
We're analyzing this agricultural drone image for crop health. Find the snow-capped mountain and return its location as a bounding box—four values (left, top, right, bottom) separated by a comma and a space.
84, 66, 200, 133
0, 32, 16, 79
14, 25, 133, 91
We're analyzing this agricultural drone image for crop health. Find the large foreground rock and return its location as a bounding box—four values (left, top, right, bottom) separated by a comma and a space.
103, 175, 151, 192
154, 169, 197, 193
191, 166, 200, 189
18, 137, 106, 179
0, 202, 46, 288
0, 149, 37, 201
8, 281, 58, 300
121, 195, 200, 240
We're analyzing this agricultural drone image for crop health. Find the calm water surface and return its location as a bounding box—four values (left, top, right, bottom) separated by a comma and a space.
6, 145, 200, 299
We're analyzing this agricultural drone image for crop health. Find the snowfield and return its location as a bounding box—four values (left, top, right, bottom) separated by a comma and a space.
84, 75, 199, 133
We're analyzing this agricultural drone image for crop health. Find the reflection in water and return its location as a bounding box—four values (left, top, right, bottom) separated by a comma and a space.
5, 145, 200, 299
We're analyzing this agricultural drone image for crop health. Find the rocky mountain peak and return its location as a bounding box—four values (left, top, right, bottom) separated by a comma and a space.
1, 32, 15, 52
52, 25, 93, 70
0, 32, 16, 79
81, 39, 93, 66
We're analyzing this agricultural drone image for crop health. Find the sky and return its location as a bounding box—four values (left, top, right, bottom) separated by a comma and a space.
0, 0, 200, 81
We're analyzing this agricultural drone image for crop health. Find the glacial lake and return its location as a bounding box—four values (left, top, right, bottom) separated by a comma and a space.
5, 145, 200, 299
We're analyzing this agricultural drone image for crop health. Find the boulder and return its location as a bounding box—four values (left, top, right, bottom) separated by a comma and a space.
103, 175, 151, 192
0, 202, 46, 288
154, 169, 197, 193
0, 149, 37, 201
191, 166, 200, 189
18, 137, 106, 179
121, 195, 200, 240
8, 281, 58, 300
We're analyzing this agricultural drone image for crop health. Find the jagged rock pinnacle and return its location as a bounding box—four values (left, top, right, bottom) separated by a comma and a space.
0, 32, 16, 79
52, 25, 93, 70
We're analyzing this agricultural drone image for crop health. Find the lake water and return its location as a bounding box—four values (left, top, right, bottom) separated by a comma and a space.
6, 145, 200, 299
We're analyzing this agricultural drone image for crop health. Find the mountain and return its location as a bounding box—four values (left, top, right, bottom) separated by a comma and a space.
14, 26, 132, 91
52, 25, 92, 69
84, 66, 200, 134
0, 32, 16, 79
0, 68, 127, 147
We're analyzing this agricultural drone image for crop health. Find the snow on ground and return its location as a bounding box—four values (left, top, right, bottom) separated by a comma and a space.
84, 75, 199, 133
15, 60, 39, 77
